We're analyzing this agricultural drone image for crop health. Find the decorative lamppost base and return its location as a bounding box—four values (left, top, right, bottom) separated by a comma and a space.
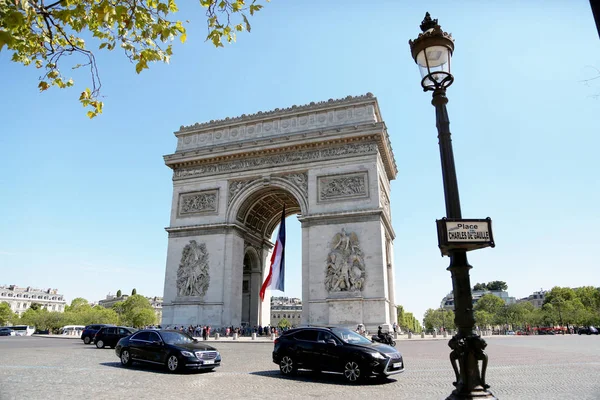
446, 332, 497, 400
446, 391, 497, 400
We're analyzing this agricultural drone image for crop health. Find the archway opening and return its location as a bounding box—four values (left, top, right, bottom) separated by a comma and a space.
236, 186, 302, 329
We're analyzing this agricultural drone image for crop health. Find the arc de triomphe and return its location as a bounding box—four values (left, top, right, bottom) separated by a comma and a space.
161, 93, 397, 331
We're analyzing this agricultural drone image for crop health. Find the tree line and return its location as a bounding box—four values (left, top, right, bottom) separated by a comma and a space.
0, 292, 157, 331
423, 286, 600, 332
396, 305, 423, 333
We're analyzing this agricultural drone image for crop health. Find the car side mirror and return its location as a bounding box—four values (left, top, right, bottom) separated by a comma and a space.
326, 339, 337, 346
152, 341, 162, 346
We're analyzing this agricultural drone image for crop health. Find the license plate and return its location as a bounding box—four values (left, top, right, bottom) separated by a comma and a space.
393, 362, 402, 368
203, 359, 214, 365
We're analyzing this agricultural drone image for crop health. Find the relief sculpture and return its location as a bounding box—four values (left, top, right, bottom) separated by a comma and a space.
318, 172, 368, 202
177, 240, 210, 297
180, 192, 217, 214
325, 229, 365, 293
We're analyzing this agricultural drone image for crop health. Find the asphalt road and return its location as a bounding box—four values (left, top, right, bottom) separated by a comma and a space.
1, 335, 599, 400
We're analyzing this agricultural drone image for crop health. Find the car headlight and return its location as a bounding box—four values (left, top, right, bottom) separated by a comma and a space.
369, 352, 386, 360
180, 351, 195, 358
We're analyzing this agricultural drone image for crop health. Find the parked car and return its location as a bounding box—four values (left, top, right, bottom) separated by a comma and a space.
272, 326, 405, 383
0, 327, 15, 336
115, 330, 221, 373
94, 326, 137, 349
81, 324, 114, 344
578, 326, 599, 335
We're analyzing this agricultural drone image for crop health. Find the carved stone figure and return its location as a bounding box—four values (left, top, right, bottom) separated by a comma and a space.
318, 172, 369, 202
180, 192, 217, 214
228, 179, 255, 205
177, 240, 210, 297
325, 229, 365, 292
174, 143, 379, 180
282, 172, 308, 196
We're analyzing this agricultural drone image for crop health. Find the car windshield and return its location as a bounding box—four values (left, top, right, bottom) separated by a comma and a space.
160, 331, 196, 345
331, 328, 373, 345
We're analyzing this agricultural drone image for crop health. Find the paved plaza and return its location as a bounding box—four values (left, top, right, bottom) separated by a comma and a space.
1, 335, 599, 400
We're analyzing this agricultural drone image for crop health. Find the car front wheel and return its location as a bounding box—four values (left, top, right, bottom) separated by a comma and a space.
83, 336, 91, 344
96, 340, 104, 349
344, 360, 363, 383
166, 354, 180, 372
120, 349, 132, 367
279, 355, 297, 376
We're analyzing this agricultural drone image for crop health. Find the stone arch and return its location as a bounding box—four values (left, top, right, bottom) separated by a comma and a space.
161, 94, 398, 332
227, 177, 307, 239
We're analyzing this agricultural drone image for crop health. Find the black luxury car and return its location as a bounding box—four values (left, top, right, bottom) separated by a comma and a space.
115, 330, 221, 372
93, 326, 137, 349
272, 326, 404, 382
578, 326, 599, 335
0, 327, 15, 336
81, 324, 114, 344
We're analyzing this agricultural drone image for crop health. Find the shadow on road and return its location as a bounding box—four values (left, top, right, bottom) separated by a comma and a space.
99, 362, 216, 375
250, 370, 397, 386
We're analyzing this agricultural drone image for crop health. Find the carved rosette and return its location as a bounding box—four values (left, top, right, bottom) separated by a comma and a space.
325, 229, 366, 293
318, 172, 369, 202
173, 143, 378, 180
281, 172, 308, 197
176, 240, 210, 298
178, 190, 218, 216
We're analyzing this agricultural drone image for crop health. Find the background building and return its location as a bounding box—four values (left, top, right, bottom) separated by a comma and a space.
0, 285, 66, 316
270, 297, 302, 328
441, 290, 516, 310
517, 289, 547, 308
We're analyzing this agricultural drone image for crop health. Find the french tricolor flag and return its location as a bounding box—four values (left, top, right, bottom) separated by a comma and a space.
259, 206, 286, 301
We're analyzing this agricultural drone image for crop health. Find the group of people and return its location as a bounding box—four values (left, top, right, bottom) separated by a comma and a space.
162, 324, 285, 339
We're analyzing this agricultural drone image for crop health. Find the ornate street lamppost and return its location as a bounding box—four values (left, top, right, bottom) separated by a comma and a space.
409, 13, 496, 400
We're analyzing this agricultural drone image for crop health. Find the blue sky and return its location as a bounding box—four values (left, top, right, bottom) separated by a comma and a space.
1, 0, 599, 324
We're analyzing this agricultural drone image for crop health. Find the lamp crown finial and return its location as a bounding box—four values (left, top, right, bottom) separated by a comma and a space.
420, 12, 439, 32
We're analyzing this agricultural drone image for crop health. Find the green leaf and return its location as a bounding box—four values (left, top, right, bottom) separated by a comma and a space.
242, 14, 251, 32
38, 81, 50, 92
0, 31, 14, 51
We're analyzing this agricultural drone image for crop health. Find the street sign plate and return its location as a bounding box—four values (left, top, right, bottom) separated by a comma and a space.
436, 218, 495, 256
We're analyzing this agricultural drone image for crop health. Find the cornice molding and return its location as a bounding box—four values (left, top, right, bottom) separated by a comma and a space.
176, 93, 377, 134
170, 139, 382, 182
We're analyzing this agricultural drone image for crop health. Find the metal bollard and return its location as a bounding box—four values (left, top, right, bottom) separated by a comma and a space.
394, 332, 398, 339
433, 331, 437, 338
443, 331, 447, 338
408, 332, 412, 339
421, 332, 425, 338
252, 333, 256, 340
215, 333, 220, 340
233, 333, 238, 340
271, 333, 275, 340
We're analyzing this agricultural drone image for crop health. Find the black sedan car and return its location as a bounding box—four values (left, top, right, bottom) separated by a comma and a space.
578, 326, 599, 335
272, 326, 404, 382
81, 324, 114, 344
115, 330, 221, 372
94, 326, 137, 349
0, 327, 15, 336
